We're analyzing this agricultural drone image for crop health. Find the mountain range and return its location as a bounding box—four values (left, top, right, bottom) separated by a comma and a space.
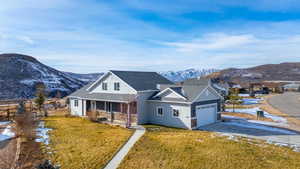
0, 53, 102, 99
209, 62, 300, 84
1, 53, 300, 99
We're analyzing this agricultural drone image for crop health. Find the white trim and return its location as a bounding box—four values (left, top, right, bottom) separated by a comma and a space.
137, 90, 159, 93
114, 82, 120, 91
86, 72, 108, 91
87, 71, 138, 94
147, 100, 192, 105
191, 86, 223, 103
110, 71, 138, 93
153, 88, 187, 100
68, 96, 132, 103
191, 86, 210, 103
207, 86, 224, 100
195, 103, 217, 126
74, 99, 79, 107
156, 106, 164, 117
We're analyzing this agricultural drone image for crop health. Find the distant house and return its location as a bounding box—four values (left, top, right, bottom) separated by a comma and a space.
283, 83, 300, 92
68, 70, 222, 129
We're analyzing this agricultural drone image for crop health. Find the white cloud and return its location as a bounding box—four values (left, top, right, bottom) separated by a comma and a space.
162, 33, 256, 52
17, 36, 35, 45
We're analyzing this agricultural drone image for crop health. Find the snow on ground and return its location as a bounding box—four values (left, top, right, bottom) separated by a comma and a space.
224, 121, 297, 135
0, 122, 15, 142
238, 94, 250, 97
35, 121, 52, 145
226, 107, 287, 124
0, 121, 11, 126
242, 98, 263, 105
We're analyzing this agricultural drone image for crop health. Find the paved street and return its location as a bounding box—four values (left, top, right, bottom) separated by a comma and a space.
268, 92, 300, 120
199, 122, 300, 147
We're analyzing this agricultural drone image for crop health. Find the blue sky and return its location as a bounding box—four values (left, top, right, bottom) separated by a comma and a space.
1, 0, 300, 73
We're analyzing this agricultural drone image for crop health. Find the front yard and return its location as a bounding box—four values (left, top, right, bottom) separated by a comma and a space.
119, 125, 300, 169
43, 117, 133, 169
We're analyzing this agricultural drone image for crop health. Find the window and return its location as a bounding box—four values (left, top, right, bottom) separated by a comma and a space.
157, 107, 163, 116
114, 82, 120, 91
172, 109, 180, 118
102, 83, 107, 90
74, 100, 78, 107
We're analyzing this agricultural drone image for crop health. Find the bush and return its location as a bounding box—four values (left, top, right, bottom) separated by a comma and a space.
36, 160, 60, 169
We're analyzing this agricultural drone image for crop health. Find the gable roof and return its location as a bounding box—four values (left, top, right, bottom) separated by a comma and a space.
151, 84, 210, 102
68, 82, 136, 103
150, 77, 223, 103
110, 70, 174, 91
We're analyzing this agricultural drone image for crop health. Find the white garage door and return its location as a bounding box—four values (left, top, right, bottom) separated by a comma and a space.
196, 104, 216, 127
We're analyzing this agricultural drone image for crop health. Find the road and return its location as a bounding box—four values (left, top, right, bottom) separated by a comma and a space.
268, 92, 300, 120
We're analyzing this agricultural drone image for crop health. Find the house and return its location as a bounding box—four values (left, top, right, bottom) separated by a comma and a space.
68, 70, 222, 130
283, 83, 300, 92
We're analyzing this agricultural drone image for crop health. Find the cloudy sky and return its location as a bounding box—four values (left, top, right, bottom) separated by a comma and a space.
1, 0, 300, 73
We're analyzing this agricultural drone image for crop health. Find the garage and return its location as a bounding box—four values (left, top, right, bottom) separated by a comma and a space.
196, 104, 217, 127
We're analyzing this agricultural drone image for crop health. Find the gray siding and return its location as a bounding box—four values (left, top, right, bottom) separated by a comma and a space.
147, 101, 191, 129
137, 91, 157, 124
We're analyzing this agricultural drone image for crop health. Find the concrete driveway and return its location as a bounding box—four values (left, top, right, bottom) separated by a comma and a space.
268, 92, 300, 119
199, 121, 300, 148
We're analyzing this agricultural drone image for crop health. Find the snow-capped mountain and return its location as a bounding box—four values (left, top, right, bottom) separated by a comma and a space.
160, 68, 219, 82
0, 53, 89, 99
63, 72, 103, 83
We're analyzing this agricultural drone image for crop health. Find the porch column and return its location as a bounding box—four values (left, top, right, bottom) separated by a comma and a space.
110, 102, 114, 123
127, 102, 131, 128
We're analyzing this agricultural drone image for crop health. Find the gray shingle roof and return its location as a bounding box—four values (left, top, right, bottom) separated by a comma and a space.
111, 70, 174, 91
150, 84, 208, 102
68, 82, 136, 102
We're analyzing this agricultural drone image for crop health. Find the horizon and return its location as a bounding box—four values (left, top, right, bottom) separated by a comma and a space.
1, 1, 300, 73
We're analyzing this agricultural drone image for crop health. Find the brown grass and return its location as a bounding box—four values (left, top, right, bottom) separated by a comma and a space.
119, 125, 300, 169
222, 112, 274, 122
43, 117, 133, 169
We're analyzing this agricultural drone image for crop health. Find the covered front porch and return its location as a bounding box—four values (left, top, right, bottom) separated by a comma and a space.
85, 100, 137, 127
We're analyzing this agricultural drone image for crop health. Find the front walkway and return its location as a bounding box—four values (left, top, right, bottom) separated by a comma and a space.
103, 126, 145, 169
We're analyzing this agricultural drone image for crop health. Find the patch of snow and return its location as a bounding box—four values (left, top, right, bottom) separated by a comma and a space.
225, 107, 287, 124
224, 121, 297, 135
238, 94, 250, 97
222, 115, 247, 120
248, 120, 289, 127
0, 124, 15, 141
0, 121, 11, 126
242, 98, 263, 105
35, 121, 52, 145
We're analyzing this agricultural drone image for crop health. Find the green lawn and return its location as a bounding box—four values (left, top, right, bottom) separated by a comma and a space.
43, 117, 133, 169
119, 125, 300, 169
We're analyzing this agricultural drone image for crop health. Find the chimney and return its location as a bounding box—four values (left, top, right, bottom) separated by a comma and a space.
156, 84, 161, 90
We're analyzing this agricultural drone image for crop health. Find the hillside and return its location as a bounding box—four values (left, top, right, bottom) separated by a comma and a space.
63, 72, 103, 83
210, 62, 300, 84
0, 53, 88, 99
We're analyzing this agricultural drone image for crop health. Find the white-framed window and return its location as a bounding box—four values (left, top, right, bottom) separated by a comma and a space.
102, 82, 108, 90
156, 107, 163, 116
172, 108, 180, 118
114, 82, 120, 91
74, 100, 78, 107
